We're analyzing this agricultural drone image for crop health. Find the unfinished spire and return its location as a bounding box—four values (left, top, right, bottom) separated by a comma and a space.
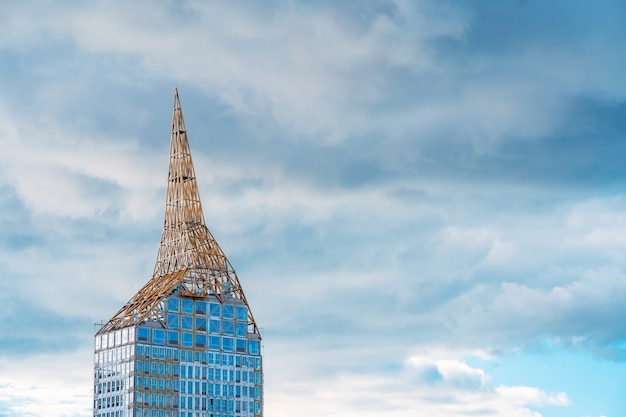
98, 89, 259, 335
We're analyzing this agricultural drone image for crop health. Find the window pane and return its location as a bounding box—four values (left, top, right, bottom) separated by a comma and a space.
195, 301, 207, 315
236, 339, 246, 353
181, 316, 193, 330
181, 332, 193, 347
222, 305, 234, 319
182, 299, 193, 314
195, 318, 207, 332
137, 327, 150, 342
195, 334, 207, 348
209, 303, 221, 318
153, 329, 165, 344
222, 337, 234, 352
167, 314, 179, 329
236, 306, 247, 321
222, 322, 234, 335
167, 298, 179, 312
209, 319, 221, 334
167, 331, 179, 345
249, 341, 260, 355
235, 323, 246, 337
209, 336, 220, 351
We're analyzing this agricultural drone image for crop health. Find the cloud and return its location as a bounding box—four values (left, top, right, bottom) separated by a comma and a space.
265, 351, 569, 417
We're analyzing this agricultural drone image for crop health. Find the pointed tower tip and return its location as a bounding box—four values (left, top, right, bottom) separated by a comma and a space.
173, 87, 181, 110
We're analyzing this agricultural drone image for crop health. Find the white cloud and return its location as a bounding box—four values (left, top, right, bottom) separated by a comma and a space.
265, 352, 568, 417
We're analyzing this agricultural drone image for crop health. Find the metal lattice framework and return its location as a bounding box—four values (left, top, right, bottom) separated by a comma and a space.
98, 89, 259, 335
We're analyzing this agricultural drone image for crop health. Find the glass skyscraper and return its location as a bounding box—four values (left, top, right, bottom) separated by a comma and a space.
93, 89, 263, 417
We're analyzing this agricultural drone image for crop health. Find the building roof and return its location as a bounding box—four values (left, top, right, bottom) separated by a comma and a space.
97, 89, 259, 336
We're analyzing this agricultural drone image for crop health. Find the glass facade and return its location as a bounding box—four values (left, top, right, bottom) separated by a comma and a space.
94, 294, 262, 417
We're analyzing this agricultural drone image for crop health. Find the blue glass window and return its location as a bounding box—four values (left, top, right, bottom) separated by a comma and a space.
222, 305, 234, 319
222, 337, 234, 352
181, 316, 193, 330
137, 345, 143, 356
209, 319, 220, 333
167, 331, 178, 345
195, 301, 207, 315
209, 303, 221, 317
196, 334, 207, 347
137, 327, 149, 342
195, 318, 207, 332
167, 298, 179, 312
182, 299, 193, 314
249, 341, 260, 355
236, 339, 246, 353
137, 361, 143, 372
153, 329, 165, 344
181, 332, 193, 347
235, 323, 246, 337
236, 306, 247, 321
167, 314, 179, 329
222, 321, 234, 335
209, 336, 220, 350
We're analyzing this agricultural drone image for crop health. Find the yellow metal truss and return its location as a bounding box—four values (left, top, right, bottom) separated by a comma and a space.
98, 89, 259, 336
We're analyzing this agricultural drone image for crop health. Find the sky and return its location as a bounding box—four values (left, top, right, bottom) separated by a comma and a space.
0, 0, 626, 416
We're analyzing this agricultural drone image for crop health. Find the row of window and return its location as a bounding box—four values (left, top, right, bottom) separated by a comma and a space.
96, 328, 136, 351
166, 299, 248, 322
166, 316, 248, 336
136, 345, 261, 369
179, 397, 259, 413
96, 379, 127, 394
139, 329, 259, 355
179, 367, 259, 384
96, 394, 127, 410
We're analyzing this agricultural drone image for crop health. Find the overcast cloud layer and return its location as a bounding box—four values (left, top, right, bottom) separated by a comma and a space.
1, 1, 626, 416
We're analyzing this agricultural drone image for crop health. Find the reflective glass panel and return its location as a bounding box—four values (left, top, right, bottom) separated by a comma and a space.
153, 329, 165, 344
182, 299, 193, 314
167, 298, 179, 312
181, 316, 193, 330
222, 305, 234, 319
209, 336, 220, 351
236, 306, 247, 321
222, 321, 234, 335
249, 341, 260, 355
195, 301, 207, 315
236, 339, 246, 353
167, 330, 178, 345
137, 327, 150, 342
222, 337, 234, 352
195, 318, 207, 332
209, 303, 221, 318
209, 319, 220, 333
167, 314, 179, 329
235, 323, 246, 336
181, 332, 193, 347
195, 334, 207, 347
